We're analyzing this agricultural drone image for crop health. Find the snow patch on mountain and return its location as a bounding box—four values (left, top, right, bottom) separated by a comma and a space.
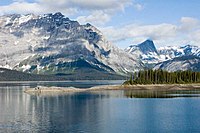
158, 45, 200, 60
126, 40, 200, 69
0, 12, 143, 74
154, 56, 200, 72
126, 40, 161, 64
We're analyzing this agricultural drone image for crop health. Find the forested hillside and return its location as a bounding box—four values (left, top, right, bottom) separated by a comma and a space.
0, 68, 126, 81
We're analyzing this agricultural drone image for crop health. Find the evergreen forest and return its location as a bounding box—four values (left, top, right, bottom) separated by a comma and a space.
124, 70, 200, 85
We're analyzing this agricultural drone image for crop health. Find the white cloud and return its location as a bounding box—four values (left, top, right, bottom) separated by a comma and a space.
77, 11, 111, 26
179, 17, 199, 32
190, 30, 200, 43
0, 0, 132, 15
12, 0, 25, 2
128, 23, 177, 40
38, 0, 134, 26
101, 17, 200, 48
101, 23, 177, 42
67, 0, 131, 11
0, 0, 143, 26
132, 3, 144, 11
0, 2, 42, 15
0, 1, 77, 16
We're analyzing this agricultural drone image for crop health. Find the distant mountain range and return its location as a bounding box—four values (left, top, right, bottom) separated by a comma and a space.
0, 12, 199, 80
126, 40, 200, 71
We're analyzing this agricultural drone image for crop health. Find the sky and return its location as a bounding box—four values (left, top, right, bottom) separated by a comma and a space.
0, 0, 200, 49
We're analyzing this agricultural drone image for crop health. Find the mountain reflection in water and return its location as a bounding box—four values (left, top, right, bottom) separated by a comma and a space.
1, 82, 200, 132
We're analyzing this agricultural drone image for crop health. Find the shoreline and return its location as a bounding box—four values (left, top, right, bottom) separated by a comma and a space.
24, 84, 200, 95
0, 80, 125, 83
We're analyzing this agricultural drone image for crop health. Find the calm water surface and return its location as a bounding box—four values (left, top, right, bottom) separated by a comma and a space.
0, 81, 200, 133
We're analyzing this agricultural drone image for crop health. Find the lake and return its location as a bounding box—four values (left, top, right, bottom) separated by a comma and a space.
0, 81, 200, 133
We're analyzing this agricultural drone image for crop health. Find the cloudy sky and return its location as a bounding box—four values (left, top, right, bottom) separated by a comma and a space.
0, 0, 200, 48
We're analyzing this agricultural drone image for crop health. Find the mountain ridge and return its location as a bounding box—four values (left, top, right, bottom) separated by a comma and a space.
126, 39, 200, 71
0, 12, 200, 77
154, 55, 200, 72
0, 12, 143, 76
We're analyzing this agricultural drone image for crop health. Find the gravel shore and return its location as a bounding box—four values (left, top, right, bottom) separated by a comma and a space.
24, 84, 200, 95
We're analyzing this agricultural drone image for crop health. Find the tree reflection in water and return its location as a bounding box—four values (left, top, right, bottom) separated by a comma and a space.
124, 90, 200, 98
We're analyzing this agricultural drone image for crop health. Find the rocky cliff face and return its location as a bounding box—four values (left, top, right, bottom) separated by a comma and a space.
126, 40, 161, 64
1, 12, 199, 74
0, 13, 143, 75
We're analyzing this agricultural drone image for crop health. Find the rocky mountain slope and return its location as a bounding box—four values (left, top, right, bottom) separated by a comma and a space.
126, 40, 200, 71
154, 56, 200, 72
158, 45, 200, 60
157, 45, 200, 71
0, 12, 199, 76
0, 12, 143, 76
125, 40, 160, 64
0, 68, 126, 81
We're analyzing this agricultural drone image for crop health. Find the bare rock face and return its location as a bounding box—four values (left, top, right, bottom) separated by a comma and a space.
0, 12, 143, 75
125, 40, 160, 64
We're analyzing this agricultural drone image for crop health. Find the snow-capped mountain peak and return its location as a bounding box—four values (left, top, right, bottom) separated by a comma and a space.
126, 40, 160, 64
0, 13, 143, 75
126, 39, 157, 54
137, 39, 158, 54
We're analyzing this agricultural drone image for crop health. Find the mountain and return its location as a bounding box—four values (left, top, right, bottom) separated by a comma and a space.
158, 45, 200, 60
0, 12, 143, 77
1, 12, 199, 75
126, 40, 158, 55
125, 40, 160, 64
155, 45, 200, 71
126, 40, 200, 71
154, 55, 200, 72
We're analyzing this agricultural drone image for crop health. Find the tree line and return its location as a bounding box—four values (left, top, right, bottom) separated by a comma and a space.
124, 69, 200, 85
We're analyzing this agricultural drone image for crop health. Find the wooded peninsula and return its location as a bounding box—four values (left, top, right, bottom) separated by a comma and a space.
124, 70, 200, 85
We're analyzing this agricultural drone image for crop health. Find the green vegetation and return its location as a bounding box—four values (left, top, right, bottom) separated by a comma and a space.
0, 68, 126, 81
124, 69, 200, 85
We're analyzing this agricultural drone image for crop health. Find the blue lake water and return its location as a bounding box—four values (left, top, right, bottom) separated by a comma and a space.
0, 81, 200, 133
